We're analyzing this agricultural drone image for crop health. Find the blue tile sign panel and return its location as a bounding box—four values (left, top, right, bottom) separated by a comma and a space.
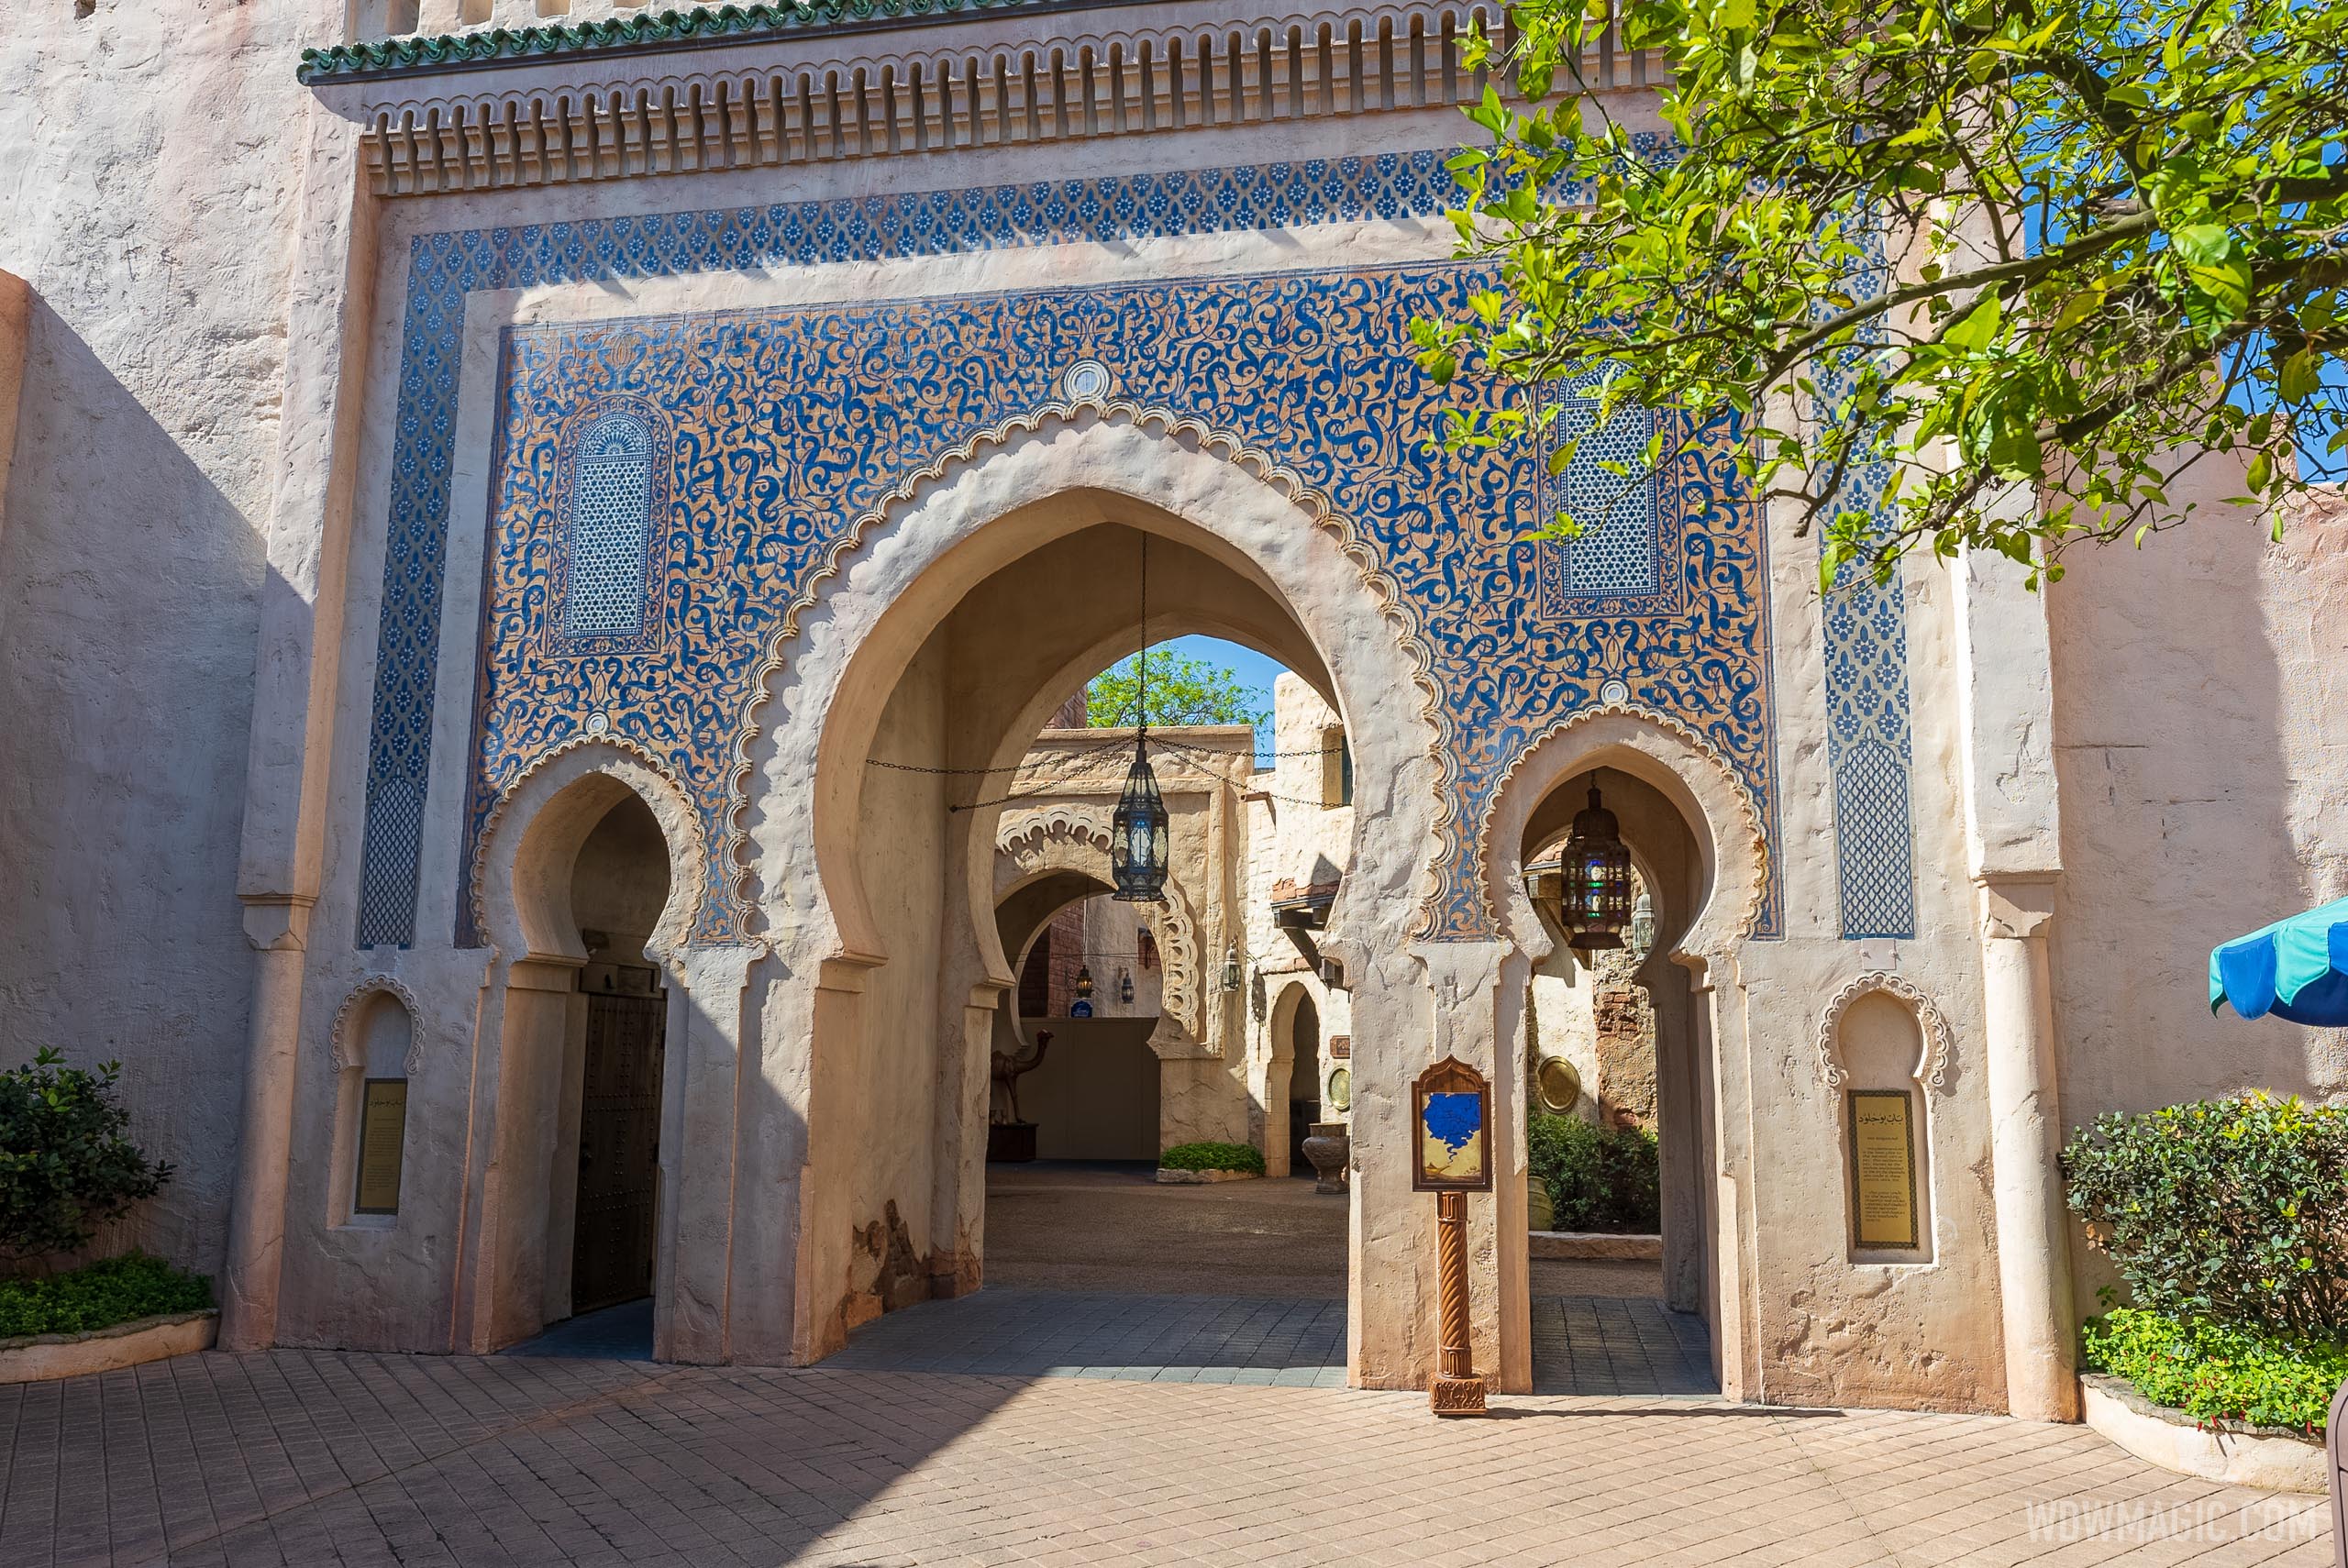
349, 152, 1860, 950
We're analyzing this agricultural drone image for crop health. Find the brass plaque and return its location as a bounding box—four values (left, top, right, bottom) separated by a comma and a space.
355, 1078, 408, 1216
1534, 1055, 1583, 1115
1848, 1089, 1919, 1249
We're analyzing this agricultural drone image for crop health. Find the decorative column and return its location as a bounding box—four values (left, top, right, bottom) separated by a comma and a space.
1977, 873, 2080, 1420
1954, 534, 2078, 1421
218, 896, 313, 1351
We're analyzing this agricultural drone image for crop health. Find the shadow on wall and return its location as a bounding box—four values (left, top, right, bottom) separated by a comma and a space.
2045, 495, 2348, 1116
0, 297, 267, 1277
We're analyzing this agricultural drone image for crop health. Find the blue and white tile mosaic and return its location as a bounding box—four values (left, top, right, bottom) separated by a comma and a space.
1813, 232, 1918, 941
353, 152, 1790, 949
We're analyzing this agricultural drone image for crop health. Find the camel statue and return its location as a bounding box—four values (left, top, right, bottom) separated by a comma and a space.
990, 1028, 1052, 1126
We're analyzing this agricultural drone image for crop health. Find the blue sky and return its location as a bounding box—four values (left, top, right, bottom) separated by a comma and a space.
1159, 635, 1290, 765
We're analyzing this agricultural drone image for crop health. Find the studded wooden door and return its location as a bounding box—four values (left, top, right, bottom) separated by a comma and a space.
570, 989, 665, 1314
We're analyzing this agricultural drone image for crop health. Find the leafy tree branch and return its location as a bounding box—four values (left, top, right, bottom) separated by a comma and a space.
1416, 0, 2348, 585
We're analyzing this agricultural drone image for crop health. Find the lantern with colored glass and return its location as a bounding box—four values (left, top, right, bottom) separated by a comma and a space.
1561, 786, 1633, 949
1111, 746, 1169, 901
1527, 786, 1633, 951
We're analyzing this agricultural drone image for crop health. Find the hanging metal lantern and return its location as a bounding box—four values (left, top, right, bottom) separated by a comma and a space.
1626, 891, 1657, 962
1110, 744, 1169, 900
1111, 530, 1170, 902
1221, 942, 1243, 992
1559, 785, 1634, 951
1118, 967, 1135, 1005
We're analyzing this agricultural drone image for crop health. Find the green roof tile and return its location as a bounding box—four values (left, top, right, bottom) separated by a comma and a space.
298, 0, 1075, 84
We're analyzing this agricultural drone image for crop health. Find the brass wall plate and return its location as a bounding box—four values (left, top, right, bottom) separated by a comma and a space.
1534, 1055, 1583, 1115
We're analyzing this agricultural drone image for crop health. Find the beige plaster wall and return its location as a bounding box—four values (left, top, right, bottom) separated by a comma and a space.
0, 0, 325, 1272
1014, 1018, 1162, 1161
2045, 475, 2348, 1120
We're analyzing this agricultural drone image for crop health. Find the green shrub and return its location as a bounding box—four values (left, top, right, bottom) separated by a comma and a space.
1527, 1113, 1660, 1233
2061, 1093, 2348, 1341
0, 1048, 175, 1262
0, 1252, 213, 1339
2082, 1307, 2345, 1435
1159, 1141, 1267, 1175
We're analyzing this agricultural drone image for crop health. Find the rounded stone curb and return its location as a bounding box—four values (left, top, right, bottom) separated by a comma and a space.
2078, 1373, 2327, 1495
1530, 1230, 1662, 1260
1154, 1168, 1261, 1184
0, 1309, 218, 1385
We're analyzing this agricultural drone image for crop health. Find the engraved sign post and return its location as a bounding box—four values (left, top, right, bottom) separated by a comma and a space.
1413, 1057, 1492, 1417
1847, 1088, 1920, 1250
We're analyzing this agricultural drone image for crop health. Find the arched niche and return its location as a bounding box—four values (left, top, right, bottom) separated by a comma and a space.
325, 977, 421, 1228
1818, 973, 1950, 1264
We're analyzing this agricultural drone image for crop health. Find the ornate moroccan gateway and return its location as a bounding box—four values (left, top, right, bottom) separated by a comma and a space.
60, 0, 2092, 1425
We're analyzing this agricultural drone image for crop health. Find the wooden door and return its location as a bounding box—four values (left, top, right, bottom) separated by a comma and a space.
570, 989, 665, 1314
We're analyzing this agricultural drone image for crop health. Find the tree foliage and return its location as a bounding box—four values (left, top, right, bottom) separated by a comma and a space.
0, 1049, 174, 1264
1417, 0, 2348, 584
1085, 646, 1270, 729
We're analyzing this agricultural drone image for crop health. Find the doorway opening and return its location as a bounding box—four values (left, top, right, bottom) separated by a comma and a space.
1520, 764, 1719, 1397
1286, 992, 1321, 1174
811, 515, 1373, 1378
511, 789, 671, 1358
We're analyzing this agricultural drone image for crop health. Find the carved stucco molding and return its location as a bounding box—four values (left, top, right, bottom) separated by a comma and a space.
1476, 700, 1772, 952
1814, 969, 1955, 1097
725, 398, 1450, 939
994, 805, 1205, 1045
330, 974, 429, 1077
469, 730, 707, 971
323, 0, 1567, 198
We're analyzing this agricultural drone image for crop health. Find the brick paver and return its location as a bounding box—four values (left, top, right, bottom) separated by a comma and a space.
823, 1288, 1348, 1386
1, 1347, 2333, 1566
1532, 1295, 1716, 1397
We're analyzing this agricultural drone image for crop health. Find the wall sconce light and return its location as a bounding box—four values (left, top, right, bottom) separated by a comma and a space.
1221, 942, 1242, 992
1118, 966, 1135, 1005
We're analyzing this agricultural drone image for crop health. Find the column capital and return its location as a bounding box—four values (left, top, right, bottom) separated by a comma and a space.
1976, 872, 2058, 942
238, 893, 316, 953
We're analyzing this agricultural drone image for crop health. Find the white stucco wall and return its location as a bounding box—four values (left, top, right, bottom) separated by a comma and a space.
0, 0, 323, 1271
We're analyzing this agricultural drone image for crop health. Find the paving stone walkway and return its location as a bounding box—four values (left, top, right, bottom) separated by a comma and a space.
1, 1348, 2332, 1566
823, 1288, 1348, 1385
1531, 1295, 1716, 1397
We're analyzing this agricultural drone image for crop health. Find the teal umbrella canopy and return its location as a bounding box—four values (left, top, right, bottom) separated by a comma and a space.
2209, 895, 2348, 1025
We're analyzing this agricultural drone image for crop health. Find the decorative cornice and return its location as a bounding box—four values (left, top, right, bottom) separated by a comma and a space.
313, 0, 1570, 198
304, 0, 1123, 84
1814, 970, 1954, 1097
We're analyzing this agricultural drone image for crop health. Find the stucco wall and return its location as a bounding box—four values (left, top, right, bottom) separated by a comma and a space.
2046, 476, 2348, 1121
0, 0, 322, 1271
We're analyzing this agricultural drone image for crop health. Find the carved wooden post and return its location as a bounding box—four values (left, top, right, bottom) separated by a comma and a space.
1413, 1055, 1492, 1416
1431, 1189, 1486, 1415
